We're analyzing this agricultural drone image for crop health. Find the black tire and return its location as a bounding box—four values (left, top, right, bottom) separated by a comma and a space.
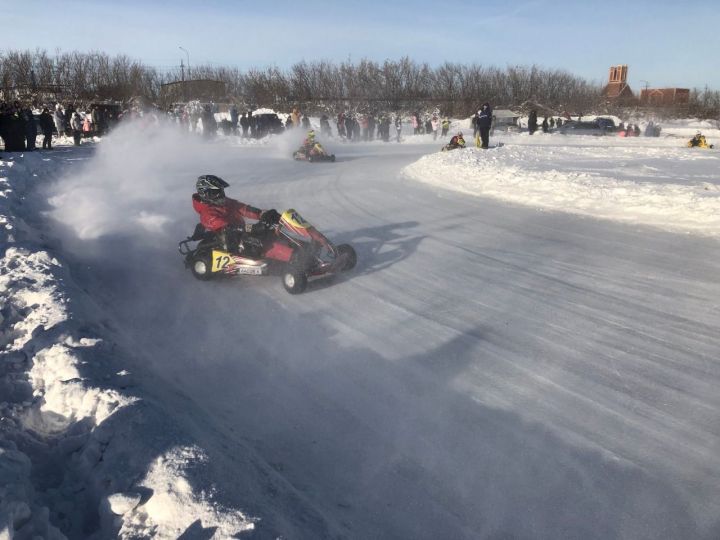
282, 268, 307, 294
289, 248, 313, 272
336, 244, 357, 271
190, 252, 213, 281
330, 154, 336, 162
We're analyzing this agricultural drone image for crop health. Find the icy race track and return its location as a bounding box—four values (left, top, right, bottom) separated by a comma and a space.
19, 128, 720, 538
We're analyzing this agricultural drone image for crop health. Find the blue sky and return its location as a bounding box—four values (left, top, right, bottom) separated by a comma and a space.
4, 0, 719, 90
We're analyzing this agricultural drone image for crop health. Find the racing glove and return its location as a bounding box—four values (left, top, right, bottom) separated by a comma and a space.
260, 208, 281, 225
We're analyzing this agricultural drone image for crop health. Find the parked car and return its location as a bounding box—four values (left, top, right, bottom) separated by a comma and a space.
253, 113, 285, 135
557, 118, 616, 136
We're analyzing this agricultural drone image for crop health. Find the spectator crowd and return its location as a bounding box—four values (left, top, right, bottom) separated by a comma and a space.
2, 96, 669, 155
0, 100, 121, 152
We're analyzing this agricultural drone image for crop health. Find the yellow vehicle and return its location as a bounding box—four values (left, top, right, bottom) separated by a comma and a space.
687, 133, 714, 149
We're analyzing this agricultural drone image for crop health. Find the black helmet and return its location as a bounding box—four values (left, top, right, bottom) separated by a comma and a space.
196, 174, 229, 203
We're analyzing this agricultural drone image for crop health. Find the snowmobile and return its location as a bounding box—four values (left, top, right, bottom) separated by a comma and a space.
293, 142, 336, 162
178, 209, 356, 294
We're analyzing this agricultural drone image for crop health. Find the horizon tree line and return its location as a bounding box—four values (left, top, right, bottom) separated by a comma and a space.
1, 49, 718, 118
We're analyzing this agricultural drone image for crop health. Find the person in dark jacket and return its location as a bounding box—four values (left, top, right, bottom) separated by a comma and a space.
528, 110, 538, 135
476, 102, 492, 149
345, 114, 354, 141
320, 114, 331, 137
23, 108, 37, 150
240, 112, 249, 137
0, 102, 7, 151
65, 104, 76, 131
201, 105, 217, 138
5, 103, 26, 152
541, 117, 549, 134
229, 105, 239, 135
39, 108, 54, 149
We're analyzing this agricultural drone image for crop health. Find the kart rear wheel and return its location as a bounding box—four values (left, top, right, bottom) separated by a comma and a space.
337, 244, 357, 271
282, 268, 307, 294
190, 253, 213, 281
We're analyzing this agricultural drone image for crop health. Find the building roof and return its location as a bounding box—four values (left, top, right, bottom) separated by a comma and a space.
602, 82, 634, 99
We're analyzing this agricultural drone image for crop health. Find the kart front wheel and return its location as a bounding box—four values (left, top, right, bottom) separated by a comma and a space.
190, 253, 213, 281
337, 244, 357, 271
282, 269, 308, 294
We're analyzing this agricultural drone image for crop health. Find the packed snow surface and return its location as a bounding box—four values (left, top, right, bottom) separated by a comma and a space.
3, 119, 720, 539
403, 137, 720, 236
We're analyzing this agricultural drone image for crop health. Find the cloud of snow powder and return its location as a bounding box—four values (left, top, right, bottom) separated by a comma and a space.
45, 119, 307, 244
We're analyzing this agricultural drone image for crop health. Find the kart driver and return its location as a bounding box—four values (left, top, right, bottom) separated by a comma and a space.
192, 174, 282, 253
446, 131, 466, 150
303, 129, 316, 148
299, 129, 324, 157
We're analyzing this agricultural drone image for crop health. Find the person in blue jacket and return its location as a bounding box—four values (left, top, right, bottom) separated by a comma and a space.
476, 102, 492, 149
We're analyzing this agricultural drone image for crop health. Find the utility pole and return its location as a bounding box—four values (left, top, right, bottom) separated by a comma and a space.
179, 47, 190, 79
179, 47, 190, 103
180, 59, 186, 102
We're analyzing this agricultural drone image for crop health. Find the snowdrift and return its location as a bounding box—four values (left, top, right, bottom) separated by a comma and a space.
403, 142, 720, 236
0, 154, 255, 539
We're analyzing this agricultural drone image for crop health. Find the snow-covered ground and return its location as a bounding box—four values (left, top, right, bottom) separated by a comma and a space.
2, 121, 720, 539
404, 137, 720, 236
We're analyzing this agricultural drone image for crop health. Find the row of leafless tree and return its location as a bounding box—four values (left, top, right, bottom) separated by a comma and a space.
686, 88, 720, 118
0, 49, 158, 104
0, 49, 603, 114
1, 49, 717, 118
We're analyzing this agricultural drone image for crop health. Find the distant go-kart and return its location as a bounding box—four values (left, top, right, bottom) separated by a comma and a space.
178, 209, 356, 294
293, 142, 336, 162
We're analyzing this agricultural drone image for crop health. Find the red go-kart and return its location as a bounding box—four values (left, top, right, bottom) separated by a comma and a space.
179, 209, 356, 294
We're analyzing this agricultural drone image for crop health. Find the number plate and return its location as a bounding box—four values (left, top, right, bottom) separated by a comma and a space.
211, 250, 232, 272
235, 267, 264, 275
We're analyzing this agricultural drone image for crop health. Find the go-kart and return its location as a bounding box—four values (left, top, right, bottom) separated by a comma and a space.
687, 136, 714, 149
441, 142, 466, 152
178, 209, 356, 294
293, 142, 336, 162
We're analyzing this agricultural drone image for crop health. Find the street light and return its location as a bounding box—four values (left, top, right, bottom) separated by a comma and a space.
179, 47, 190, 78
639, 79, 649, 102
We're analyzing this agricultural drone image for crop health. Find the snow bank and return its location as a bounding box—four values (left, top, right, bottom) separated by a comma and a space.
403, 142, 720, 236
0, 154, 255, 538
658, 118, 720, 141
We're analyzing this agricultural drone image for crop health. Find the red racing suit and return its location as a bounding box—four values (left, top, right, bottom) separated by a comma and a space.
192, 194, 263, 232
191, 194, 294, 262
